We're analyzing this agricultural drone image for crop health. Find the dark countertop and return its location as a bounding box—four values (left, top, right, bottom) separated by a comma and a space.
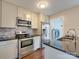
0, 38, 16, 42
43, 43, 79, 58
0, 35, 41, 42
58, 36, 74, 41
32, 35, 41, 37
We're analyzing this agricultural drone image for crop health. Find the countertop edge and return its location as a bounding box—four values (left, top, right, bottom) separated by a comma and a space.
0, 38, 17, 42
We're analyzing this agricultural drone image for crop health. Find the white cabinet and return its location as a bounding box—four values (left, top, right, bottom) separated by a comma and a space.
33, 36, 41, 50
25, 11, 32, 21
0, 0, 2, 26
17, 7, 25, 19
39, 13, 49, 22
18, 7, 32, 21
39, 13, 46, 22
32, 13, 38, 29
2, 1, 17, 27
0, 40, 17, 59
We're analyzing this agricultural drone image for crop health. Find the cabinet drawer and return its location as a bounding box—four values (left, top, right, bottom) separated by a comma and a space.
0, 40, 17, 47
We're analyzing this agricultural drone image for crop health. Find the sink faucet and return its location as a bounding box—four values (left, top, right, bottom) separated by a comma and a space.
67, 28, 76, 37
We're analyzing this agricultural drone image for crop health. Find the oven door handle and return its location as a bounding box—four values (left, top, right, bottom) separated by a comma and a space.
20, 38, 33, 41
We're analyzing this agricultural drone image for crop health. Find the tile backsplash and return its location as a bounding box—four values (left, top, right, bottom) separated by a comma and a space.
0, 26, 33, 39
16, 26, 33, 35
0, 27, 16, 39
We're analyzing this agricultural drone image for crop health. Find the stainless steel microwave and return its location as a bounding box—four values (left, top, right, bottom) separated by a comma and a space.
16, 18, 31, 27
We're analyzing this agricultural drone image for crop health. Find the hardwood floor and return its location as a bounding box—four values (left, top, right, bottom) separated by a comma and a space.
22, 48, 45, 59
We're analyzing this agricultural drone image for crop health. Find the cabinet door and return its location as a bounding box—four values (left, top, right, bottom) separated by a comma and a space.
33, 36, 41, 50
17, 7, 25, 19
0, 0, 2, 26
25, 11, 32, 21
39, 13, 49, 22
2, 1, 17, 27
0, 40, 17, 59
18, 7, 32, 21
32, 13, 38, 29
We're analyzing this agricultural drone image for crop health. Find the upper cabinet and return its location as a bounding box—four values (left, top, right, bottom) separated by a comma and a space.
17, 7, 25, 20
39, 13, 49, 22
0, 0, 2, 26
17, 7, 32, 21
31, 12, 38, 29
1, 1, 17, 27
25, 11, 32, 21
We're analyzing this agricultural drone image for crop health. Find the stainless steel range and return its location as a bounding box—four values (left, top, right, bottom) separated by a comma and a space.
16, 34, 34, 59
20, 38, 33, 58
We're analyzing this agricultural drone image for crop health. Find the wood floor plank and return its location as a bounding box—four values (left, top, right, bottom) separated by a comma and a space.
22, 48, 44, 59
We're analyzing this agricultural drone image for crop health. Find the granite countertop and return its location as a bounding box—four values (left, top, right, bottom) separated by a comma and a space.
0, 37, 16, 42
0, 35, 41, 41
58, 36, 74, 41
32, 35, 41, 37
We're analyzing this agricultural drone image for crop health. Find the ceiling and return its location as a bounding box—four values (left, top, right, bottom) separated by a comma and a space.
4, 0, 79, 16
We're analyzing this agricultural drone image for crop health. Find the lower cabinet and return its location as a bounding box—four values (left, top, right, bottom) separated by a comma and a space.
0, 40, 17, 59
33, 36, 41, 50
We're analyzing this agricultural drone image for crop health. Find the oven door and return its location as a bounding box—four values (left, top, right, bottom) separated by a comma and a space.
20, 38, 34, 58
21, 38, 33, 48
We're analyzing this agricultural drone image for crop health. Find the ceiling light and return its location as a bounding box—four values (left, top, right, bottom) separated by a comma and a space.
37, 1, 48, 9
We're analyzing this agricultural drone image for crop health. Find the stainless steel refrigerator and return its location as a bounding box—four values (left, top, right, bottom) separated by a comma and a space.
41, 22, 50, 44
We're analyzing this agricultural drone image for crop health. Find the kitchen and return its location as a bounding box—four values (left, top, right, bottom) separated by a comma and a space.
0, 0, 44, 59
0, 0, 79, 59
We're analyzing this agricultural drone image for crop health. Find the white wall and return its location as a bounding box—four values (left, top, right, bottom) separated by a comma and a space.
50, 6, 79, 36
